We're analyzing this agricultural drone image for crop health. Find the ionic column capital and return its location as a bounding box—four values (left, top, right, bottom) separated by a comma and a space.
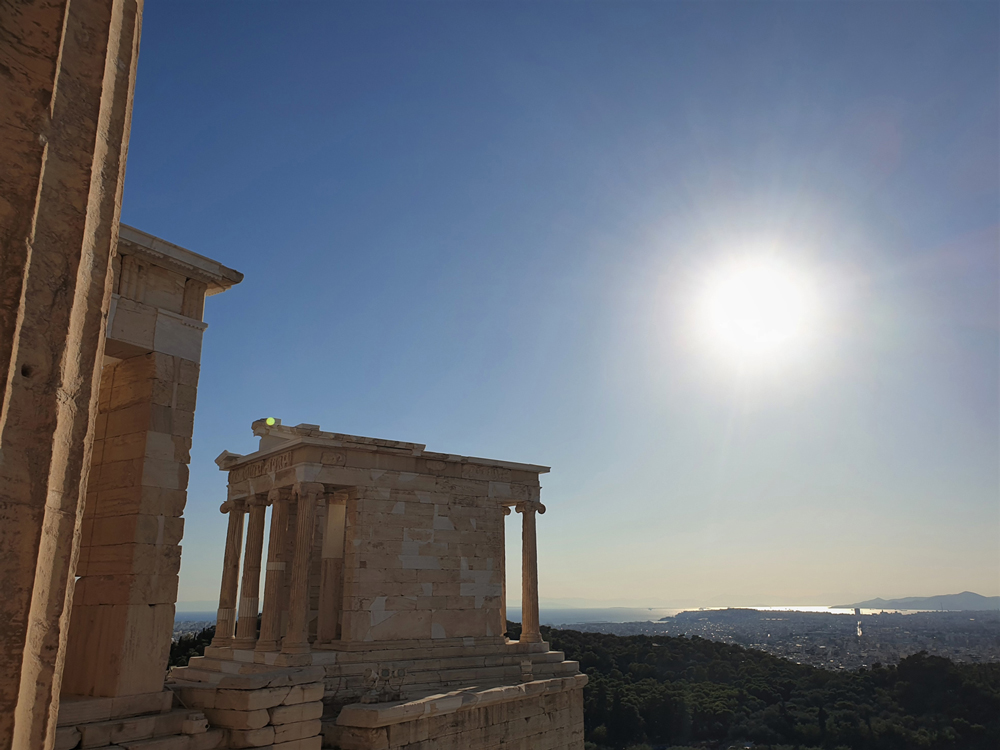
220, 497, 247, 514
247, 492, 271, 507
294, 481, 325, 498
268, 486, 292, 505
515, 500, 546, 515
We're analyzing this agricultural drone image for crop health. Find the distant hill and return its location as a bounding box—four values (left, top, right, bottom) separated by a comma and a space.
835, 591, 1000, 610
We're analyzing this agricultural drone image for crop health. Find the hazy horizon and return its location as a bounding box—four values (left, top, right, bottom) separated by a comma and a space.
173, 589, 999, 615
122, 2, 999, 608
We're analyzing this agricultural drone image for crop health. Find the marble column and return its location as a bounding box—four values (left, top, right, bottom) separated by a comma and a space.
1, 0, 142, 741
233, 494, 268, 648
282, 483, 324, 654
517, 501, 546, 644
500, 505, 512, 639
212, 498, 246, 647
256, 487, 290, 652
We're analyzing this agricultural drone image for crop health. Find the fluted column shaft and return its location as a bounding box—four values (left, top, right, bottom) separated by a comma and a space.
257, 488, 290, 652
282, 482, 323, 654
500, 505, 512, 639
233, 495, 268, 648
212, 499, 246, 646
518, 500, 545, 643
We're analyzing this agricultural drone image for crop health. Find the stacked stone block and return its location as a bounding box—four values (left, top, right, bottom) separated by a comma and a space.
54, 690, 222, 750
311, 638, 579, 706
64, 350, 196, 696
327, 683, 586, 750
171, 666, 325, 749
339, 480, 511, 643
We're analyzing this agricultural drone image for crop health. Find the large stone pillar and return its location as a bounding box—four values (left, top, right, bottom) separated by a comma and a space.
211, 499, 245, 647
0, 0, 142, 745
233, 495, 268, 648
282, 483, 323, 655
61, 227, 241, 697
256, 488, 290, 652
61, 352, 190, 696
517, 501, 545, 644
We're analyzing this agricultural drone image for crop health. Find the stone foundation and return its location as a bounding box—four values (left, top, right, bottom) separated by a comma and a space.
171, 666, 325, 749
326, 681, 586, 750
55, 690, 222, 750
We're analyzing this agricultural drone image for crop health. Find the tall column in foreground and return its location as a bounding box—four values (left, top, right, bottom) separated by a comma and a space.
282, 483, 323, 654
517, 501, 546, 644
233, 495, 268, 648
211, 499, 246, 647
256, 488, 290, 652
0, 0, 142, 743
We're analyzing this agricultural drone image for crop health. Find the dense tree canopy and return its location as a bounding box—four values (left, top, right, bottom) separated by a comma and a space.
169, 625, 215, 668
539, 625, 1000, 750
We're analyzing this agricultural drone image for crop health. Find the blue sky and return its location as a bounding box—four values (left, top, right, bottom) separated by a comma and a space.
122, 1, 998, 607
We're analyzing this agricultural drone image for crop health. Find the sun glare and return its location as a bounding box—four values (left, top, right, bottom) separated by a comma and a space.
699, 258, 816, 365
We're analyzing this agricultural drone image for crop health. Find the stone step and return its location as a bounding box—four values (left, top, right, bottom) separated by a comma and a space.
167, 665, 325, 691
204, 640, 552, 669
330, 674, 589, 730
185, 648, 566, 684
58, 692, 175, 727
316, 652, 572, 683
307, 640, 551, 665
113, 728, 224, 750
321, 660, 583, 705
61, 708, 210, 749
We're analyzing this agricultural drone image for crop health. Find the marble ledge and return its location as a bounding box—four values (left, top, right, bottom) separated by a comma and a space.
335, 674, 589, 729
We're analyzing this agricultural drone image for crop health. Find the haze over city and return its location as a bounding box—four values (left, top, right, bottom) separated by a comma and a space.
120, 2, 999, 610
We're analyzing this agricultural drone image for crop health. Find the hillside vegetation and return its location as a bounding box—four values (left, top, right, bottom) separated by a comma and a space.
538, 625, 1000, 750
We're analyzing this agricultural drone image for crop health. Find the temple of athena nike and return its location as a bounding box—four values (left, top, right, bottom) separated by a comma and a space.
167, 418, 586, 749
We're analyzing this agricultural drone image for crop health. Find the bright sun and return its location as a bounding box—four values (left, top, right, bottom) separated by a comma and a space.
699, 258, 815, 364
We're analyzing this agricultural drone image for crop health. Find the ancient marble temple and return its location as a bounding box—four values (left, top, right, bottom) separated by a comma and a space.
167, 419, 586, 749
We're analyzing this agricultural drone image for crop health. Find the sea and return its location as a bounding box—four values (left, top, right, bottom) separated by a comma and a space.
508, 605, 897, 625
174, 605, 897, 628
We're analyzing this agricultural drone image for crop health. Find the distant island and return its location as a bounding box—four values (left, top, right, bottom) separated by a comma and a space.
835, 591, 1000, 610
